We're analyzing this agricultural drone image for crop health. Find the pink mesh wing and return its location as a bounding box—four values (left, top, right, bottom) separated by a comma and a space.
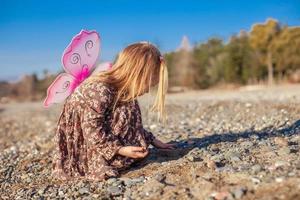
43, 73, 77, 108
62, 30, 100, 81
44, 30, 101, 108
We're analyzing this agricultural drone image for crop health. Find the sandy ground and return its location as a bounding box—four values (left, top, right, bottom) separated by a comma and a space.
0, 84, 300, 200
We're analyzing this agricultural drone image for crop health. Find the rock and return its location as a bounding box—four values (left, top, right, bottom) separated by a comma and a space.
240, 141, 254, 149
211, 154, 224, 162
210, 191, 233, 200
251, 177, 261, 184
149, 124, 157, 130
278, 146, 291, 156
225, 151, 241, 162
274, 160, 287, 168
251, 164, 262, 174
106, 177, 118, 185
245, 103, 252, 108
107, 186, 123, 196
142, 179, 165, 196
232, 187, 247, 199
275, 177, 285, 183
230, 156, 241, 162
207, 160, 217, 169
122, 177, 145, 187
274, 137, 288, 147
154, 173, 166, 183
78, 187, 90, 195
187, 155, 195, 162
58, 190, 64, 197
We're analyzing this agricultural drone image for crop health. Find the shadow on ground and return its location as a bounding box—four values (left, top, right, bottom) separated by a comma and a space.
124, 119, 300, 173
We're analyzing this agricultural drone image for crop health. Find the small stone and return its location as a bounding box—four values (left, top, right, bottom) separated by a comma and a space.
211, 191, 232, 200
274, 137, 288, 147
58, 190, 64, 196
231, 156, 241, 162
122, 177, 145, 187
245, 103, 252, 108
225, 151, 241, 162
107, 186, 122, 196
274, 160, 287, 168
78, 187, 89, 195
251, 177, 260, 184
277, 147, 291, 155
275, 177, 284, 183
251, 164, 262, 174
288, 172, 295, 177
232, 187, 247, 199
37, 189, 44, 195
154, 173, 166, 183
241, 141, 253, 149
187, 155, 195, 162
149, 124, 157, 130
211, 154, 224, 162
106, 177, 117, 185
207, 160, 217, 169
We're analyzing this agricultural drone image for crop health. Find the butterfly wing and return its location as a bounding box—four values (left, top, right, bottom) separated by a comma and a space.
44, 30, 101, 108
43, 73, 77, 108
62, 30, 100, 79
91, 62, 113, 75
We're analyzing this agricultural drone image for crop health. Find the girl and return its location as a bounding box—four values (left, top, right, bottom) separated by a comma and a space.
52, 42, 176, 181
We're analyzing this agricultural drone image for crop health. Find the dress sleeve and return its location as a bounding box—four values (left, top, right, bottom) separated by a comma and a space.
135, 100, 156, 145
143, 128, 156, 145
81, 83, 123, 161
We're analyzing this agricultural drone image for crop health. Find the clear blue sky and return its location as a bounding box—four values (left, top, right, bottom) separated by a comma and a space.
0, 0, 299, 81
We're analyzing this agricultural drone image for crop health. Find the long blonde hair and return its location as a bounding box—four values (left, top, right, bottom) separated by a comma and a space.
87, 42, 168, 123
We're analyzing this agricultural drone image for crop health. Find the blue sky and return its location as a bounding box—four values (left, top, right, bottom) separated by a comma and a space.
0, 0, 299, 81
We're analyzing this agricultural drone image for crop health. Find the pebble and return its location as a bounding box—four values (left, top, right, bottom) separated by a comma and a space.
207, 160, 217, 169
122, 177, 145, 187
78, 187, 90, 195
274, 160, 287, 168
251, 164, 263, 174
251, 177, 261, 184
277, 147, 291, 155
107, 186, 123, 196
274, 137, 288, 147
232, 187, 247, 199
154, 173, 166, 183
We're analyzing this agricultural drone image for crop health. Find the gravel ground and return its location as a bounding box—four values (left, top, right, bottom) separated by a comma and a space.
0, 84, 300, 200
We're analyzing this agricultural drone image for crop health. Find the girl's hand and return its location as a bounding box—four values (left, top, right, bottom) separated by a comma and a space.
117, 146, 149, 159
152, 138, 176, 150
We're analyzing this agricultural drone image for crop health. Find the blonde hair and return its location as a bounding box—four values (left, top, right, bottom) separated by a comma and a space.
87, 42, 168, 123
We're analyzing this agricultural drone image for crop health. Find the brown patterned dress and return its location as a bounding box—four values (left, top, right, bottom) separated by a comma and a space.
52, 78, 156, 181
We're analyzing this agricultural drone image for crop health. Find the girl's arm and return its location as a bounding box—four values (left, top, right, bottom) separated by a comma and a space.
135, 100, 175, 149
143, 128, 176, 149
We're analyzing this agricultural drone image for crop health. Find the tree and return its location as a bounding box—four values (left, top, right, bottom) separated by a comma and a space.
193, 38, 225, 88
250, 18, 281, 85
225, 31, 260, 84
272, 26, 300, 79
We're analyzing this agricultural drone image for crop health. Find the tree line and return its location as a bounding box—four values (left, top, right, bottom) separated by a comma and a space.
164, 19, 300, 89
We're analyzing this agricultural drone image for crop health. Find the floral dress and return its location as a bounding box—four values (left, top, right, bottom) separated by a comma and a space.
51, 77, 156, 181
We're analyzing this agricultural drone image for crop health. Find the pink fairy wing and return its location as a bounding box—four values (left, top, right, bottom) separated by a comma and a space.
91, 62, 113, 75
62, 30, 100, 79
43, 73, 77, 108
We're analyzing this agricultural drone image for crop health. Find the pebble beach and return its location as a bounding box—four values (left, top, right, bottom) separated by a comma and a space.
1, 84, 300, 200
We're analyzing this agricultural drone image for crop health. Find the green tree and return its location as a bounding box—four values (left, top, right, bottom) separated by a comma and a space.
250, 18, 281, 85
193, 38, 225, 88
272, 26, 300, 79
